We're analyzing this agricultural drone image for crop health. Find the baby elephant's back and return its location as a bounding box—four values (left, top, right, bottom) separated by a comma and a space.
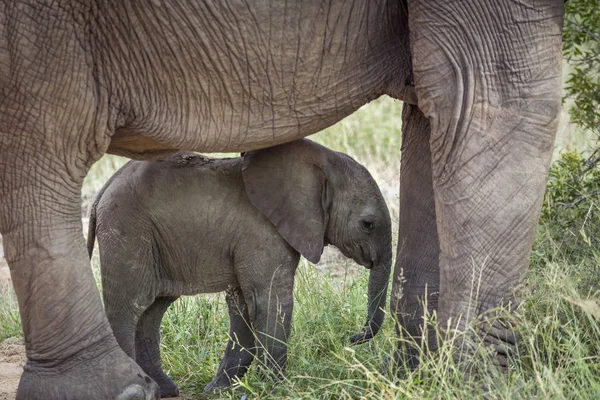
96, 152, 259, 232
94, 152, 271, 293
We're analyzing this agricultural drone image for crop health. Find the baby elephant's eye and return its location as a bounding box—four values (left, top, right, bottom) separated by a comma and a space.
362, 220, 374, 230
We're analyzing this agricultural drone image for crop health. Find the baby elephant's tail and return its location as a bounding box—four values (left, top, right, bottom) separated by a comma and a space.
86, 176, 117, 259
86, 162, 130, 259
86, 201, 98, 259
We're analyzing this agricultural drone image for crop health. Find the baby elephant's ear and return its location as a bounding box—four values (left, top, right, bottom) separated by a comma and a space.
241, 140, 333, 263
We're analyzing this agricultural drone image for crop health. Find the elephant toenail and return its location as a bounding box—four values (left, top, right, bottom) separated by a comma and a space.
116, 384, 146, 400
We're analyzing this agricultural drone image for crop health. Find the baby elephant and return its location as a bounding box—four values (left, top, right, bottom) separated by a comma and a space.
87, 138, 392, 397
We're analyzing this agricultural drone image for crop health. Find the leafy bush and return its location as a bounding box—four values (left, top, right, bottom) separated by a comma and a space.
542, 151, 600, 227
536, 150, 600, 289
563, 0, 600, 137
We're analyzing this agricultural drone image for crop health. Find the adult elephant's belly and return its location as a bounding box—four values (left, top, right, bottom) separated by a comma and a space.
108, 127, 181, 160
107, 90, 377, 160
99, 0, 412, 158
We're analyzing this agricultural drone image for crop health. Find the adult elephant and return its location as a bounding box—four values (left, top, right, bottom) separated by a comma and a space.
0, 1, 565, 399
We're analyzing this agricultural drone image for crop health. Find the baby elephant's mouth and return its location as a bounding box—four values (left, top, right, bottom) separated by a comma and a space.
359, 243, 375, 269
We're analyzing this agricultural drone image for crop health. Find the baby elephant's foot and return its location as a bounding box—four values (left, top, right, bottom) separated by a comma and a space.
203, 372, 237, 393
151, 374, 179, 398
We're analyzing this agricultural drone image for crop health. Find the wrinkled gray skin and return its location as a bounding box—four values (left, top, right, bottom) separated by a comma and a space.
87, 139, 392, 396
0, 1, 565, 398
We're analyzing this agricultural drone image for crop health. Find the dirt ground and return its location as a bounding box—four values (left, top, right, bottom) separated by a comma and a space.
0, 336, 24, 400
0, 235, 22, 400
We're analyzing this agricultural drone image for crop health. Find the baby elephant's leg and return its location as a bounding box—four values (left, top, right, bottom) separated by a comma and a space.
135, 296, 179, 398
103, 290, 150, 360
243, 266, 295, 381
204, 287, 255, 393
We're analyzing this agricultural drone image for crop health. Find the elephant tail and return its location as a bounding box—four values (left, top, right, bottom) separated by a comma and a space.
86, 161, 131, 259
87, 199, 98, 259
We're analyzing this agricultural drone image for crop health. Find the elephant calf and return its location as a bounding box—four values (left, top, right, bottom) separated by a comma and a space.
87, 138, 392, 397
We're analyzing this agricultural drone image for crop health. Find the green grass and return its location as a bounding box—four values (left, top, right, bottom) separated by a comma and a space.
1, 95, 600, 398
0, 282, 20, 342
157, 237, 600, 399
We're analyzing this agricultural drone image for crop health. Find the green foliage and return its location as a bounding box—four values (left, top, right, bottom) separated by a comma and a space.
159, 295, 231, 397
0, 293, 20, 342
542, 151, 600, 227
156, 254, 600, 399
520, 152, 600, 399
563, 0, 600, 136
537, 151, 600, 286
311, 96, 403, 166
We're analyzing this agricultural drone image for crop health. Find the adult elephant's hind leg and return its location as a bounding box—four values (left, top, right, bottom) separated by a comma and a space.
407, 0, 564, 368
392, 104, 440, 370
135, 297, 180, 398
0, 131, 159, 399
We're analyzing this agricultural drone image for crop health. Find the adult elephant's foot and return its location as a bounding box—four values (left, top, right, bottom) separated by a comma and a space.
471, 310, 516, 371
16, 346, 159, 400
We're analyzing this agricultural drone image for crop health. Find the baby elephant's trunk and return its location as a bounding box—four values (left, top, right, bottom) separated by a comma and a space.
349, 250, 392, 345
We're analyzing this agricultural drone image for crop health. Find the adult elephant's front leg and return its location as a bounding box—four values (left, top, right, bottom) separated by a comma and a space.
0, 129, 158, 399
392, 104, 439, 370
407, 0, 564, 367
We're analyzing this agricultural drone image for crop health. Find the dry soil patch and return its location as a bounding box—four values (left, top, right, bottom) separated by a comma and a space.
0, 338, 24, 400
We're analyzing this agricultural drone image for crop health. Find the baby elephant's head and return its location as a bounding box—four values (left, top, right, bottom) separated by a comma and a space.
242, 138, 392, 345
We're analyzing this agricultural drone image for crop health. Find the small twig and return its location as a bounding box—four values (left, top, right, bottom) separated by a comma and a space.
567, 53, 600, 64
565, 18, 600, 42
576, 151, 600, 180
556, 190, 600, 208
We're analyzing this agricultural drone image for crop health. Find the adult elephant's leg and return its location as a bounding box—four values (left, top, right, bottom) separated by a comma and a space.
392, 103, 439, 370
0, 131, 159, 399
136, 297, 179, 398
407, 0, 564, 367
204, 287, 256, 393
